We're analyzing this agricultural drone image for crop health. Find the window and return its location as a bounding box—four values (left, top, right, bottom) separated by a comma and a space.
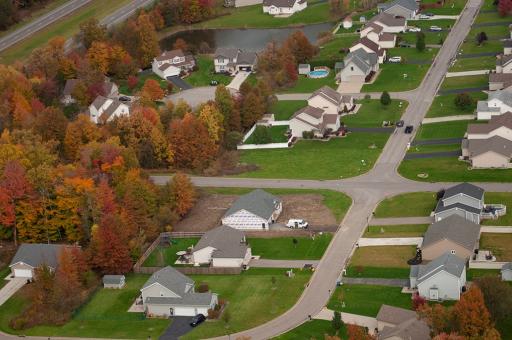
350, 66, 354, 71
451, 250, 456, 255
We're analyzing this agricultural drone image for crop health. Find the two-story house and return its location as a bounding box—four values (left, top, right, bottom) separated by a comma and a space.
337, 48, 379, 84
262, 0, 307, 16
152, 49, 196, 79
434, 183, 484, 224
88, 96, 130, 124
214, 48, 258, 74
476, 89, 512, 120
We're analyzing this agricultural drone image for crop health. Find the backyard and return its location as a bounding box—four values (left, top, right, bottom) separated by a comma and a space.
238, 132, 390, 180
374, 192, 437, 217
416, 120, 476, 140
346, 246, 416, 279
183, 268, 312, 339
364, 224, 429, 238
426, 92, 487, 118
0, 274, 169, 338
185, 55, 232, 87
313, 34, 360, 66
482, 193, 512, 226
449, 56, 496, 72
244, 125, 290, 144
249, 234, 333, 260
118, 73, 168, 96
271, 100, 307, 121
440, 74, 488, 91
341, 100, 408, 128
280, 72, 337, 93
362, 63, 430, 92
460, 39, 503, 55
142, 238, 199, 267
480, 233, 512, 261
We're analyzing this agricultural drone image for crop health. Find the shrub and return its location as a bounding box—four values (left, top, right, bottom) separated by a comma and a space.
380, 91, 391, 106
454, 93, 473, 110
302, 130, 314, 139
197, 283, 209, 293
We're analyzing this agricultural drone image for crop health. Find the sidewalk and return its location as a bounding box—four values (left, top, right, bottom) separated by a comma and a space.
422, 114, 475, 123
314, 308, 378, 333
370, 217, 432, 226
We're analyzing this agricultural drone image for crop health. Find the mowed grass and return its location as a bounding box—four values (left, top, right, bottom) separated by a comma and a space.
398, 31, 448, 45
475, 11, 512, 24
342, 100, 408, 128
425, 0, 468, 15
314, 34, 360, 65
244, 125, 289, 144
205, 187, 352, 223
426, 92, 487, 118
416, 120, 475, 139
375, 192, 437, 217
238, 133, 390, 180
271, 100, 307, 121
399, 156, 512, 182
469, 25, 509, 40
197, 1, 335, 29
480, 233, 512, 261
407, 143, 461, 153
449, 55, 497, 72
183, 269, 312, 339
273, 319, 344, 340
348, 246, 416, 269
0, 274, 169, 338
280, 72, 337, 93
327, 284, 411, 317
482, 193, 512, 226
467, 268, 501, 281
118, 73, 168, 96
460, 40, 503, 55
362, 63, 430, 92
185, 55, 232, 87
0, 267, 10, 289
364, 224, 429, 238
344, 266, 411, 279
249, 234, 333, 260
386, 47, 438, 62
0, 0, 133, 64
441, 74, 489, 90
142, 238, 199, 267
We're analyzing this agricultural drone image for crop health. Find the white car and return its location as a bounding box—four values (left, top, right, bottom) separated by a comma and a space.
408, 27, 421, 32
388, 56, 402, 63
429, 26, 442, 32
418, 14, 430, 19
286, 219, 309, 229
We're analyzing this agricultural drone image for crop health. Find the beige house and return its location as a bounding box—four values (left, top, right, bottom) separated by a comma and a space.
376, 305, 430, 340
307, 86, 353, 114
289, 106, 340, 137
368, 12, 406, 34
152, 50, 196, 79
360, 22, 396, 49
350, 38, 386, 64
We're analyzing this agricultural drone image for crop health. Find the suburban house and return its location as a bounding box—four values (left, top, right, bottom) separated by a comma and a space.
308, 86, 353, 114
376, 305, 430, 340
214, 48, 258, 74
221, 189, 282, 230
262, 0, 307, 16
350, 38, 386, 64
103, 275, 126, 289
475, 89, 512, 120
360, 22, 397, 49
377, 0, 419, 19
89, 96, 130, 124
421, 215, 481, 261
410, 252, 467, 301
434, 182, 484, 224
152, 49, 196, 79
337, 48, 379, 84
289, 105, 340, 137
489, 40, 512, 90
140, 266, 218, 317
191, 225, 252, 267
368, 12, 407, 34
502, 262, 512, 281
61, 79, 118, 105
9, 243, 68, 279
489, 73, 512, 91
496, 54, 512, 74
504, 39, 512, 55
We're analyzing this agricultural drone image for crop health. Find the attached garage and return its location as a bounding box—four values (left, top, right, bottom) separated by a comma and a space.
13, 268, 33, 278
10, 243, 70, 279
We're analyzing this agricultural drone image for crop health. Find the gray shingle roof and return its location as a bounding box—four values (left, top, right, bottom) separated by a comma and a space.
155, 49, 185, 62
142, 266, 194, 295
376, 305, 417, 325
194, 225, 248, 259
422, 215, 480, 252
379, 317, 430, 340
477, 100, 500, 112
489, 89, 512, 106
502, 262, 512, 271
378, 0, 419, 12
145, 292, 215, 307
10, 243, 68, 269
411, 252, 466, 284
370, 12, 406, 27
468, 135, 512, 158
215, 48, 240, 60
435, 199, 482, 215
443, 182, 484, 201
103, 275, 125, 285
309, 86, 343, 106
237, 51, 258, 65
468, 112, 512, 134
224, 189, 281, 220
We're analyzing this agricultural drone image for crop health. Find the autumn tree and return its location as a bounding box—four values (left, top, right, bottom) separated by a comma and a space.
64, 114, 101, 160
432, 333, 465, 340
346, 324, 375, 340
215, 85, 235, 132
140, 79, 165, 101
498, 0, 512, 16
475, 276, 512, 323
127, 75, 139, 90
173, 99, 192, 118
173, 38, 189, 51
25, 37, 66, 79
198, 103, 224, 143
285, 30, 317, 63
454, 93, 473, 110
166, 172, 196, 217
453, 286, 496, 338
134, 13, 160, 67
77, 18, 107, 49
33, 107, 68, 146
241, 91, 265, 129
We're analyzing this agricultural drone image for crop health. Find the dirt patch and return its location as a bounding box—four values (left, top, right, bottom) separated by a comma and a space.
174, 192, 337, 232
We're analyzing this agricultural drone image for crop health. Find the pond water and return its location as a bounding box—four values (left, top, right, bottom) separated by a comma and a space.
160, 23, 334, 53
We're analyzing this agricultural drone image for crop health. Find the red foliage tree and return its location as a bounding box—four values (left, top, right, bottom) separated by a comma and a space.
412, 292, 427, 310
498, 0, 512, 16
127, 75, 139, 90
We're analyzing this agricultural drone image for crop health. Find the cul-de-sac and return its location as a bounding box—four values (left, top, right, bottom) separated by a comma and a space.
0, 0, 511, 339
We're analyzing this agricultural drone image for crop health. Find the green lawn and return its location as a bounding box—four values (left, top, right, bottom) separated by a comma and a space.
0, 267, 9, 289
408, 143, 461, 154
482, 193, 512, 226
313, 34, 360, 66
440, 74, 489, 91
481, 0, 497, 10
426, 92, 487, 118
142, 238, 199, 267
449, 55, 497, 72
348, 246, 416, 269
416, 120, 475, 140
205, 187, 352, 223
280, 73, 337, 93
345, 266, 411, 279
398, 31, 448, 45
399, 156, 512, 182
249, 234, 333, 260
185, 55, 232, 87
238, 132, 390, 180
387, 47, 438, 62
460, 40, 503, 55
183, 269, 312, 339
467, 268, 501, 281
469, 25, 509, 40
0, 0, 134, 64
274, 319, 346, 339
409, 19, 456, 31
480, 233, 512, 261
425, 0, 468, 14
118, 73, 168, 96
244, 125, 290, 144
362, 63, 429, 92
475, 11, 512, 24
364, 224, 429, 238
327, 284, 412, 317
271, 100, 307, 121
341, 100, 407, 128
375, 192, 437, 217
196, 1, 335, 29
0, 274, 169, 339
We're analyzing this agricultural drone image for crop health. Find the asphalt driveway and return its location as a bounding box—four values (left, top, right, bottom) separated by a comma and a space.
159, 316, 194, 340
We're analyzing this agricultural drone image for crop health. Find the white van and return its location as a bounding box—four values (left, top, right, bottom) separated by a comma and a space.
286, 219, 309, 229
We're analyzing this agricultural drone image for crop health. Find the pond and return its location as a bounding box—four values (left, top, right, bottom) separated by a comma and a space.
160, 23, 334, 53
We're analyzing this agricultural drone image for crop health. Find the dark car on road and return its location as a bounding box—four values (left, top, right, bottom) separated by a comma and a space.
405, 125, 414, 134
190, 314, 206, 327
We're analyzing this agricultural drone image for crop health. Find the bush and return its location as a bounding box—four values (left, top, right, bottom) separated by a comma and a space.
208, 308, 220, 319
224, 131, 243, 150
380, 91, 391, 106
454, 93, 473, 110
302, 130, 314, 139
197, 282, 209, 293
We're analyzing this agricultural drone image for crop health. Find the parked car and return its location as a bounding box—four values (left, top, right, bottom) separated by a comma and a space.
408, 26, 421, 32
119, 96, 131, 102
425, 12, 435, 17
405, 125, 414, 134
286, 219, 309, 229
190, 314, 206, 327
398, 41, 413, 48
396, 120, 404, 127
429, 26, 442, 32
418, 14, 430, 19
388, 56, 402, 63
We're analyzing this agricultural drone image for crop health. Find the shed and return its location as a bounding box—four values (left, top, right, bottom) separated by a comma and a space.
502, 262, 512, 281
298, 64, 311, 75
343, 16, 353, 29
103, 275, 126, 289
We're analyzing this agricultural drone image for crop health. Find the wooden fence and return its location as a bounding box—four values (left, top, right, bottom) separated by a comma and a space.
137, 266, 242, 275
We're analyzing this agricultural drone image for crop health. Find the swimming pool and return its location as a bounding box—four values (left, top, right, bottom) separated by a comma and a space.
309, 69, 330, 78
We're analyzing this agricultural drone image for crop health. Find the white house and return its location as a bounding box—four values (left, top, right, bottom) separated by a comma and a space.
152, 50, 196, 79
9, 243, 70, 279
308, 86, 352, 114
496, 54, 512, 74
191, 226, 252, 267
368, 12, 406, 34
221, 189, 282, 230
410, 252, 467, 301
140, 266, 218, 317
214, 48, 258, 74
61, 79, 118, 105
502, 262, 512, 281
350, 38, 386, 64
434, 182, 484, 224
476, 90, 512, 120
262, 0, 307, 16
88, 96, 130, 124
289, 105, 340, 137
337, 48, 379, 84
377, 0, 419, 19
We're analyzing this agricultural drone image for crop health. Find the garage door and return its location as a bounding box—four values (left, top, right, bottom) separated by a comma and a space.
14, 269, 32, 278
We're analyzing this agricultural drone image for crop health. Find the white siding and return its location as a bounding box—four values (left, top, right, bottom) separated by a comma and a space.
308, 96, 339, 115
192, 246, 216, 265
417, 268, 465, 301
222, 209, 270, 230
